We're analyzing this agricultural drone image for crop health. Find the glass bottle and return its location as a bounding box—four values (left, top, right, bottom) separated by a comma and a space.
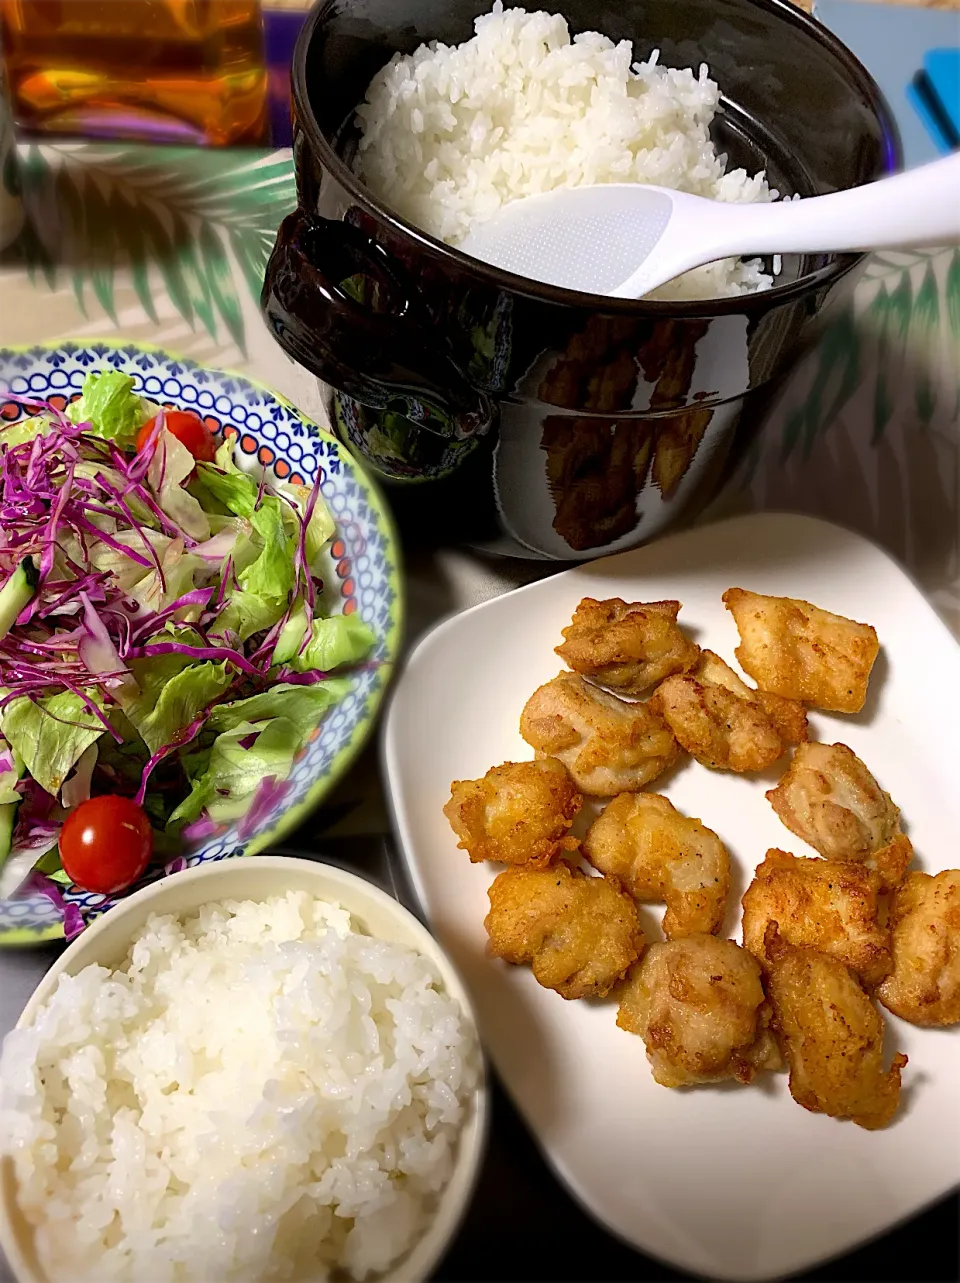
1, 65, 23, 249
0, 0, 267, 146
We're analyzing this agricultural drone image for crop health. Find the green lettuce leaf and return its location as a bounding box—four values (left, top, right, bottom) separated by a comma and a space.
147, 430, 210, 541
73, 462, 159, 530
206, 679, 351, 739
88, 528, 170, 593
238, 496, 295, 601
60, 742, 98, 809
126, 629, 202, 690
305, 498, 336, 569
271, 597, 308, 666
127, 656, 233, 755
1, 691, 106, 796
0, 737, 23, 866
34, 848, 70, 884
280, 481, 336, 570
214, 438, 244, 472
168, 716, 301, 827
193, 443, 260, 518
290, 614, 376, 674
0, 736, 22, 806
0, 413, 58, 449
66, 371, 151, 450
197, 517, 259, 574
95, 708, 150, 791
125, 538, 206, 617
210, 589, 286, 643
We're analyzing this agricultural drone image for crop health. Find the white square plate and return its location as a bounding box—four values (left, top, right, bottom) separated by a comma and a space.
382, 513, 960, 1281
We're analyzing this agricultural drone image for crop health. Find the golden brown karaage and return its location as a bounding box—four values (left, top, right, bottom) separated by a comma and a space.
583, 792, 730, 938
444, 758, 581, 867
484, 861, 644, 999
722, 588, 879, 714
877, 870, 960, 1026
767, 742, 913, 889
648, 649, 807, 772
764, 926, 906, 1129
616, 935, 782, 1087
741, 849, 891, 987
554, 597, 699, 696
519, 670, 679, 796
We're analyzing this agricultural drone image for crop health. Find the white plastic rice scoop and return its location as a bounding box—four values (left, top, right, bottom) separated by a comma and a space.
458, 152, 960, 298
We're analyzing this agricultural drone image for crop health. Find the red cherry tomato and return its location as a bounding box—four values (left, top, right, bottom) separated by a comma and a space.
59, 796, 154, 895
135, 410, 216, 463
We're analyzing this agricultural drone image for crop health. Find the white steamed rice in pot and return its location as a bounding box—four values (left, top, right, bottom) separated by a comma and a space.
0, 892, 479, 1283
356, 3, 783, 300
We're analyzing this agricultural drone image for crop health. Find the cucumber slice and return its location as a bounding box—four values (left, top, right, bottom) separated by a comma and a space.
0, 556, 39, 641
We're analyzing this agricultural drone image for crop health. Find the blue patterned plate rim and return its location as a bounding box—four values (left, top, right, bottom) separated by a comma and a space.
0, 340, 403, 946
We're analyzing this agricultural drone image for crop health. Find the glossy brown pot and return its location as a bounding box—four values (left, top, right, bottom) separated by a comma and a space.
262, 0, 899, 559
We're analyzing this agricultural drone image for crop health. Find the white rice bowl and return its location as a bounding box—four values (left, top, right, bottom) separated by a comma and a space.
0, 891, 480, 1283
356, 3, 783, 300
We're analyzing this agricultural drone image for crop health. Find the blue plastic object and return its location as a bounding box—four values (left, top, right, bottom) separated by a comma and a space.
815, 1, 959, 167
907, 49, 960, 154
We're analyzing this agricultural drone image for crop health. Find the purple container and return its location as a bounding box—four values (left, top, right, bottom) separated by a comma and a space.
263, 8, 310, 147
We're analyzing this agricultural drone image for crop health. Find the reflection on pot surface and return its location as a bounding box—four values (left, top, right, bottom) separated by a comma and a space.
523, 317, 716, 554
495, 401, 733, 561
541, 418, 654, 552
261, 0, 900, 560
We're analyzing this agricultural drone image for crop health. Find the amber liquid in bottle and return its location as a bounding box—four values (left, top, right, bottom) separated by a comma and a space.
1, 0, 267, 146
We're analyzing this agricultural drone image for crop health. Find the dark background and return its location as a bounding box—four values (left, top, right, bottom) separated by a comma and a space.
438, 1078, 958, 1283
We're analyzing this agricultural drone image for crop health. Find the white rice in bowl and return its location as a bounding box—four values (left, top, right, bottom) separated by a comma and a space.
356, 3, 783, 300
0, 892, 480, 1283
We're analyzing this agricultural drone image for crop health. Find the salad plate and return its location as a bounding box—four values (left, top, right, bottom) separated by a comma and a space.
0, 341, 401, 946
382, 512, 960, 1281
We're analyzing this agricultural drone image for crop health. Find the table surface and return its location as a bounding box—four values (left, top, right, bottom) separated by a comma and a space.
0, 133, 958, 1283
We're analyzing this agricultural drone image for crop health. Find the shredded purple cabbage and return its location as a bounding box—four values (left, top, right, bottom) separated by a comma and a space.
0, 394, 329, 701
134, 713, 207, 805
129, 588, 214, 641
237, 775, 290, 841
19, 871, 85, 939
272, 666, 334, 685
181, 814, 219, 842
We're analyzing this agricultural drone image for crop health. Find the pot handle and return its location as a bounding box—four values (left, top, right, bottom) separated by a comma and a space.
261, 210, 492, 440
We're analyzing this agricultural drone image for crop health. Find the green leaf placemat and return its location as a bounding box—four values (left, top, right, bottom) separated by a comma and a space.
10, 142, 297, 362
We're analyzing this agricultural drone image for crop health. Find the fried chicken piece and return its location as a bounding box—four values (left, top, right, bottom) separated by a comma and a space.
741, 850, 892, 987
554, 597, 699, 696
484, 861, 644, 999
583, 793, 730, 938
649, 649, 807, 772
722, 588, 880, 714
767, 742, 913, 889
877, 871, 960, 1026
765, 926, 906, 1129
616, 935, 782, 1087
444, 758, 581, 867
519, 671, 679, 796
